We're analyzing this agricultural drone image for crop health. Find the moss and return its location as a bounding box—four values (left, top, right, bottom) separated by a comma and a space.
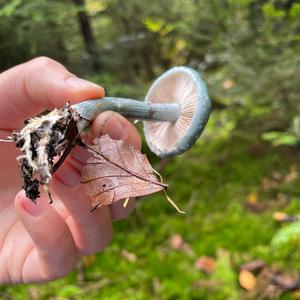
2, 109, 299, 300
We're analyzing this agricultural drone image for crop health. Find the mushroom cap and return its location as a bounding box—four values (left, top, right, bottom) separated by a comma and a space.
143, 66, 211, 157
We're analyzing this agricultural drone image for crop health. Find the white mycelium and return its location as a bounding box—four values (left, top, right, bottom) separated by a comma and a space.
13, 107, 76, 197
17, 109, 66, 171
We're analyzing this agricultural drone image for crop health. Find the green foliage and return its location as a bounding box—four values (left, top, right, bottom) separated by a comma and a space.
143, 17, 174, 36
263, 3, 285, 19
0, 0, 22, 17
1, 108, 299, 299
262, 132, 299, 147
271, 221, 300, 261
211, 250, 239, 300
262, 115, 300, 146
0, 0, 300, 299
57, 284, 82, 298
0, 0, 79, 70
0, 107, 299, 298
290, 3, 300, 18
1, 0, 299, 126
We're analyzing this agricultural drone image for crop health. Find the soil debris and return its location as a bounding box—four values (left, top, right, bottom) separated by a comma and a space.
11, 105, 82, 202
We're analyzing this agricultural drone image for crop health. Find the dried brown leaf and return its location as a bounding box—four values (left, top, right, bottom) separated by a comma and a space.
245, 192, 264, 213
273, 211, 298, 223
194, 256, 216, 274
81, 135, 167, 210
271, 273, 300, 291
246, 192, 258, 204
240, 260, 266, 274
222, 79, 235, 90
271, 171, 285, 182
169, 234, 195, 256
239, 269, 257, 291
170, 234, 183, 250
261, 178, 279, 191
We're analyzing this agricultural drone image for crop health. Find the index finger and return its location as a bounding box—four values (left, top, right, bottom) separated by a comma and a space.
0, 57, 104, 130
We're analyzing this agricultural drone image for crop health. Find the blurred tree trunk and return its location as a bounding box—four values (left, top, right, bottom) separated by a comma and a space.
72, 0, 100, 71
116, 1, 155, 80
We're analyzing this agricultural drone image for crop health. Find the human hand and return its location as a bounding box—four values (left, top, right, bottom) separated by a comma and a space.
0, 57, 141, 283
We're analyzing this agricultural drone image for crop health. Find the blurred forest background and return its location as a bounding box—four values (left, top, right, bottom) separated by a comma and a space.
0, 0, 300, 299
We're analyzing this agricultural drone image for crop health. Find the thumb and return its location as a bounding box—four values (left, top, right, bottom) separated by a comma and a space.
14, 191, 78, 282
0, 56, 105, 129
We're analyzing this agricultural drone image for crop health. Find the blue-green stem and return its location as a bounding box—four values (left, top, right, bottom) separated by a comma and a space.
72, 97, 181, 127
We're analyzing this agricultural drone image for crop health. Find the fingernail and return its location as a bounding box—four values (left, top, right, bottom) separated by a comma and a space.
65, 76, 102, 91
96, 112, 126, 140
22, 198, 47, 217
71, 146, 90, 165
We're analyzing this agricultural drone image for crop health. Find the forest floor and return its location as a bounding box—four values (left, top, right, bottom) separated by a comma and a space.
1, 106, 300, 300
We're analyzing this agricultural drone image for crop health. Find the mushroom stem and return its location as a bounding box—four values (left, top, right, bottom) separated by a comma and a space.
72, 97, 181, 125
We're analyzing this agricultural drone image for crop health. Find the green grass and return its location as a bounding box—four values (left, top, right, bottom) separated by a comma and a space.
1, 109, 300, 300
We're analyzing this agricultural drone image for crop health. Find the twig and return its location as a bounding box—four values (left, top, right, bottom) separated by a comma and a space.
76, 259, 86, 284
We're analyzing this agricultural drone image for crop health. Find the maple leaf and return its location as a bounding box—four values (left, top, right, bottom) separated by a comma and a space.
81, 135, 168, 211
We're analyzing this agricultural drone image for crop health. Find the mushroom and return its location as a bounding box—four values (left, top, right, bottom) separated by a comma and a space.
6, 66, 211, 202
73, 66, 211, 157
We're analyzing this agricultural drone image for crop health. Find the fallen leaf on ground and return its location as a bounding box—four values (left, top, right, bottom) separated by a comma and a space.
170, 234, 183, 250
271, 273, 299, 291
169, 234, 195, 257
245, 192, 264, 213
239, 269, 257, 291
261, 178, 279, 191
271, 171, 284, 182
273, 212, 298, 223
194, 256, 216, 274
81, 135, 167, 210
254, 267, 300, 298
247, 192, 258, 204
259, 284, 282, 300
240, 260, 266, 274
222, 79, 235, 89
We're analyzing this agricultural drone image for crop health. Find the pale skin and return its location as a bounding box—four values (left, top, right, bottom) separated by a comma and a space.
0, 57, 141, 283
